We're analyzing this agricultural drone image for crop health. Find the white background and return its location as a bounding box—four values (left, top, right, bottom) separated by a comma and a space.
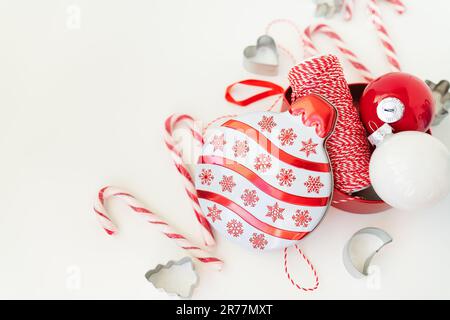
0, 0, 449, 299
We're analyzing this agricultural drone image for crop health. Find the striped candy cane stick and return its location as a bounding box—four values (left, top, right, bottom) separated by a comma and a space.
386, 0, 406, 14
343, 0, 404, 21
164, 114, 216, 247
94, 186, 223, 270
343, 0, 355, 21
368, 0, 405, 72
303, 23, 374, 82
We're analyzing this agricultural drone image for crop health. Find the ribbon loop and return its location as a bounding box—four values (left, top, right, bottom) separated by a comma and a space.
225, 79, 284, 107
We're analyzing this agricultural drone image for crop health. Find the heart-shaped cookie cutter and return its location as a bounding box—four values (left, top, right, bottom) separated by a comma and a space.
243, 35, 279, 76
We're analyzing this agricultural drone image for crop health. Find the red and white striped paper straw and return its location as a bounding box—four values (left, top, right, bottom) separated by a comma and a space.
302, 23, 374, 82
94, 186, 223, 270
367, 0, 405, 72
164, 114, 216, 247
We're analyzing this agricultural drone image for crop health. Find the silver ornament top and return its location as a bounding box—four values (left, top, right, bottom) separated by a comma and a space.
368, 123, 393, 147
376, 97, 405, 124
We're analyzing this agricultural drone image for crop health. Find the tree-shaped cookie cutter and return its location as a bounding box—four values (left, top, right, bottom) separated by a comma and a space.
145, 257, 199, 299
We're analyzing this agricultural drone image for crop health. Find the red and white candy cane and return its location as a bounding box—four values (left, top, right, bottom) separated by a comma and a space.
343, 0, 355, 21
303, 23, 374, 82
164, 114, 215, 247
386, 0, 406, 14
367, 0, 406, 72
343, 0, 405, 21
94, 186, 223, 270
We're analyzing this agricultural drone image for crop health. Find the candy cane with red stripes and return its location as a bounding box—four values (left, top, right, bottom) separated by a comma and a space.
386, 0, 406, 14
303, 23, 374, 82
367, 0, 405, 72
94, 186, 223, 270
343, 0, 355, 21
164, 114, 216, 247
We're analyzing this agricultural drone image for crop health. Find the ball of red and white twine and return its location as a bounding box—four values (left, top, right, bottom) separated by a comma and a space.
289, 54, 372, 194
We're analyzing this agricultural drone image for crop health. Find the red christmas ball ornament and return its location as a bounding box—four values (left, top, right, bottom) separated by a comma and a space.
359, 72, 435, 145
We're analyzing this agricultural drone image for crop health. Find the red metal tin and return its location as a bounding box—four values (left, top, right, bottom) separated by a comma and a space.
282, 83, 391, 214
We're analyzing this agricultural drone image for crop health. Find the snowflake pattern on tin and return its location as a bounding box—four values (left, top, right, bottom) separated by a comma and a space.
266, 202, 285, 223
232, 140, 249, 158
257, 115, 277, 133
249, 233, 268, 250
196, 107, 335, 251
207, 204, 222, 223
276, 168, 296, 187
210, 134, 226, 152
226, 219, 244, 238
254, 154, 272, 172
292, 209, 312, 228
278, 128, 297, 146
300, 138, 318, 157
219, 175, 236, 193
241, 189, 259, 207
304, 176, 324, 194
198, 168, 214, 186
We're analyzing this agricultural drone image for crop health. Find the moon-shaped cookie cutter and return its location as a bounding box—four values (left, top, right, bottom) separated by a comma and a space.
343, 227, 393, 278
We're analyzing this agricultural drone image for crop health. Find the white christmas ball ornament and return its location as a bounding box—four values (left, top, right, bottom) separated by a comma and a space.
370, 131, 450, 210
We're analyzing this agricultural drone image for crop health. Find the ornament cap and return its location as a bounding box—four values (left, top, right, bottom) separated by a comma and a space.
368, 123, 393, 146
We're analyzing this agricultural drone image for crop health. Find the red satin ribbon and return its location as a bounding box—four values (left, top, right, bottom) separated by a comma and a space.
225, 79, 285, 107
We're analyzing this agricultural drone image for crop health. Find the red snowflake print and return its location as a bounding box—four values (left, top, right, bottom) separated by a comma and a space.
249, 233, 268, 250
292, 209, 312, 228
207, 204, 222, 223
232, 140, 249, 158
198, 168, 214, 186
219, 175, 236, 193
300, 138, 318, 157
210, 133, 226, 152
304, 176, 324, 194
241, 189, 259, 207
278, 128, 298, 146
254, 154, 272, 172
226, 219, 244, 237
276, 168, 296, 187
258, 115, 277, 133
266, 202, 285, 223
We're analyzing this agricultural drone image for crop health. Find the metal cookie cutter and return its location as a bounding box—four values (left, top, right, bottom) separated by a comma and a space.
314, 0, 343, 18
425, 79, 450, 126
145, 257, 199, 299
243, 35, 279, 76
343, 227, 393, 278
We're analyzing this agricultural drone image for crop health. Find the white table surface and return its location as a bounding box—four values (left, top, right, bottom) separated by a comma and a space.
0, 0, 449, 299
